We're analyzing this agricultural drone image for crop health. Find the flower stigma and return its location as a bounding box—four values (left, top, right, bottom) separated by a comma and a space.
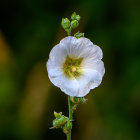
62, 56, 83, 79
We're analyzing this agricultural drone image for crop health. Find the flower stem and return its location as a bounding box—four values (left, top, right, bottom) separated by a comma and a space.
67, 96, 72, 140
67, 27, 72, 36
67, 25, 72, 140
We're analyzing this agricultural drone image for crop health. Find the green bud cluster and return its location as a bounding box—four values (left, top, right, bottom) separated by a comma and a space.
51, 112, 72, 135
61, 12, 81, 36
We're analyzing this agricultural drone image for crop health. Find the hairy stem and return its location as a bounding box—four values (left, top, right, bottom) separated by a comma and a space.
67, 96, 72, 140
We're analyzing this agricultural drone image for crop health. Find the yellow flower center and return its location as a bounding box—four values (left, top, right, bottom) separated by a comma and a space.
62, 56, 83, 79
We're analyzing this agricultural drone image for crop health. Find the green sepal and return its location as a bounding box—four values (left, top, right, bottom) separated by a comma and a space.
72, 103, 78, 111
70, 97, 87, 113
54, 112, 62, 119
74, 32, 84, 38
70, 97, 87, 104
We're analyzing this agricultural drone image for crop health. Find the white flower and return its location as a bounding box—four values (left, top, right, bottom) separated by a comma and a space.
47, 36, 105, 97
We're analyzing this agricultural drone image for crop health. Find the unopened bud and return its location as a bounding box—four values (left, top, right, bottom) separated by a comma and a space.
71, 12, 80, 21
71, 20, 79, 29
53, 116, 68, 128
71, 12, 76, 20
61, 18, 70, 29
75, 15, 80, 21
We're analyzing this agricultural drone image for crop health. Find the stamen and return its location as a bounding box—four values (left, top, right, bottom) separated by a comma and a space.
62, 56, 83, 79
71, 67, 76, 72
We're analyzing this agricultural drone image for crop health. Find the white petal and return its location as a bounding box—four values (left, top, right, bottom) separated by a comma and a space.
76, 69, 102, 97
77, 37, 103, 60
77, 37, 94, 48
47, 60, 63, 77
60, 36, 82, 58
60, 37, 103, 61
49, 44, 67, 67
48, 73, 79, 96
60, 36, 77, 47
83, 60, 105, 77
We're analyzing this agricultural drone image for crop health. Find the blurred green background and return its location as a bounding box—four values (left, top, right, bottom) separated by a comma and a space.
0, 0, 140, 140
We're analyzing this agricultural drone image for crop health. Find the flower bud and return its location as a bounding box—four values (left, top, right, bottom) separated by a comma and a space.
61, 18, 70, 29
53, 116, 68, 128
71, 20, 79, 29
75, 15, 80, 21
71, 12, 76, 20
71, 12, 80, 21
74, 32, 84, 39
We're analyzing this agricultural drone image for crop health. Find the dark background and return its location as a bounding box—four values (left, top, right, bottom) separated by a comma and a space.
0, 0, 140, 140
